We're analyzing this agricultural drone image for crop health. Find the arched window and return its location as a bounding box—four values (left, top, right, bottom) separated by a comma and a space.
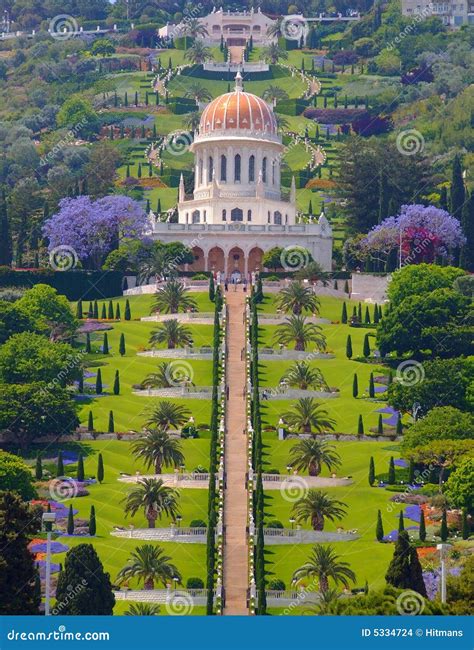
208, 156, 214, 183
220, 155, 227, 182
262, 157, 267, 183
198, 159, 203, 185
192, 210, 200, 224
231, 208, 243, 222
274, 211, 282, 225
248, 155, 255, 182
247, 209, 252, 222
222, 209, 227, 221
234, 154, 241, 182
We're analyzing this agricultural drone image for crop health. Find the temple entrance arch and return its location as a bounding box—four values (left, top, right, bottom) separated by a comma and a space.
208, 246, 225, 273
227, 246, 245, 281
248, 247, 264, 273
189, 246, 205, 272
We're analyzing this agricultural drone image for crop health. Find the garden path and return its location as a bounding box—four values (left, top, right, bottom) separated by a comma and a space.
223, 287, 248, 615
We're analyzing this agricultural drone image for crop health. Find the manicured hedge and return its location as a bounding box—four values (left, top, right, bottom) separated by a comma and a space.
275, 98, 310, 116
0, 268, 124, 300
281, 169, 311, 188
167, 97, 198, 115
180, 64, 288, 82
174, 36, 194, 50
303, 108, 370, 124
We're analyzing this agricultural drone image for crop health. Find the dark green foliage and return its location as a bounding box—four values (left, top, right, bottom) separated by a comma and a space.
344, 279, 349, 294
55, 544, 115, 614
67, 504, 74, 535
97, 453, 104, 484
408, 458, 415, 484
450, 154, 465, 220
377, 413, 383, 435
76, 300, 83, 319
0, 492, 41, 614
93, 300, 98, 319
101, 303, 106, 319
57, 451, 64, 477
115, 303, 121, 319
119, 333, 126, 356
352, 373, 358, 398
385, 531, 427, 596
87, 302, 93, 318
0, 190, 12, 266
89, 505, 96, 536
35, 454, 42, 480
102, 333, 109, 354
369, 456, 375, 486
363, 333, 371, 358
419, 509, 426, 541
113, 370, 120, 395
107, 300, 114, 319
440, 509, 448, 541
108, 410, 114, 434
124, 299, 131, 320
341, 302, 347, 323
95, 369, 102, 395
373, 304, 379, 323
364, 306, 371, 324
388, 457, 396, 485
357, 302, 362, 321
346, 334, 353, 359
376, 509, 384, 541
209, 275, 215, 302
396, 415, 403, 436
461, 509, 469, 540
77, 454, 84, 482
357, 414, 364, 436
88, 410, 94, 432
85, 333, 91, 353
369, 372, 375, 398
398, 511, 405, 532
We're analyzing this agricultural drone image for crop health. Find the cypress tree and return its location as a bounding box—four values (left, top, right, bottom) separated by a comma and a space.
57, 451, 64, 477
108, 410, 114, 433
376, 509, 384, 541
209, 274, 215, 302
440, 509, 448, 541
88, 410, 94, 432
87, 301, 93, 318
95, 369, 102, 395
35, 454, 43, 480
115, 303, 121, 319
76, 300, 83, 319
461, 509, 469, 540
89, 505, 96, 536
459, 191, 474, 271
363, 333, 371, 358
78, 372, 84, 393
77, 454, 85, 482
101, 303, 107, 319
408, 458, 415, 484
373, 304, 379, 323
97, 453, 104, 484
398, 510, 405, 532
346, 334, 353, 359
369, 372, 375, 398
377, 413, 383, 435
364, 306, 371, 324
341, 302, 347, 323
357, 302, 362, 321
439, 185, 448, 210
93, 300, 99, 319
385, 531, 427, 596
450, 153, 465, 220
368, 456, 375, 486
0, 190, 12, 266
419, 509, 426, 542
124, 299, 131, 320
396, 414, 403, 436
107, 300, 114, 319
67, 504, 74, 535
344, 279, 349, 294
119, 333, 126, 356
113, 370, 120, 395
102, 333, 109, 354
85, 333, 91, 353
388, 456, 396, 484
352, 372, 358, 398
357, 414, 364, 436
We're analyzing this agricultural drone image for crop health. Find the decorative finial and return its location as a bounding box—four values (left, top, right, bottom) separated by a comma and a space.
235, 70, 243, 92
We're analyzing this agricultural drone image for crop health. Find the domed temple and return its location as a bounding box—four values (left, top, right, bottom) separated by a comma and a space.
149, 73, 333, 280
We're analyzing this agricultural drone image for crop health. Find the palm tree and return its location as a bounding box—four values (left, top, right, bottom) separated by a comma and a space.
152, 279, 197, 314
142, 362, 194, 390
188, 41, 213, 64
145, 401, 191, 431
123, 478, 180, 528
275, 114, 289, 131
281, 398, 335, 434
117, 544, 182, 590
266, 17, 284, 39
138, 247, 169, 284
150, 319, 193, 349
125, 602, 161, 615
289, 438, 341, 477
303, 588, 342, 615
185, 83, 212, 104
180, 18, 208, 39
262, 43, 288, 64
280, 362, 329, 391
292, 545, 356, 594
295, 261, 325, 283
263, 85, 289, 107
276, 282, 321, 315
184, 111, 202, 133
274, 316, 326, 352
131, 429, 185, 474
292, 490, 347, 531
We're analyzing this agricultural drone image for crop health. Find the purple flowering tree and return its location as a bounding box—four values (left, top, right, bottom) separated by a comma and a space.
43, 195, 148, 269
364, 204, 466, 268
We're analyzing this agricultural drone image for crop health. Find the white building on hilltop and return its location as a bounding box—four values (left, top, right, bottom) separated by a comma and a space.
401, 0, 474, 26
148, 74, 332, 280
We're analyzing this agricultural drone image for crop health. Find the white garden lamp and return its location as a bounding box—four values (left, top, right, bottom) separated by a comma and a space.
437, 543, 452, 604
42, 511, 56, 616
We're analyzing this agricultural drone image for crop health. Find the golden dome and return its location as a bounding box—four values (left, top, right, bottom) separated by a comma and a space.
199, 72, 277, 136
